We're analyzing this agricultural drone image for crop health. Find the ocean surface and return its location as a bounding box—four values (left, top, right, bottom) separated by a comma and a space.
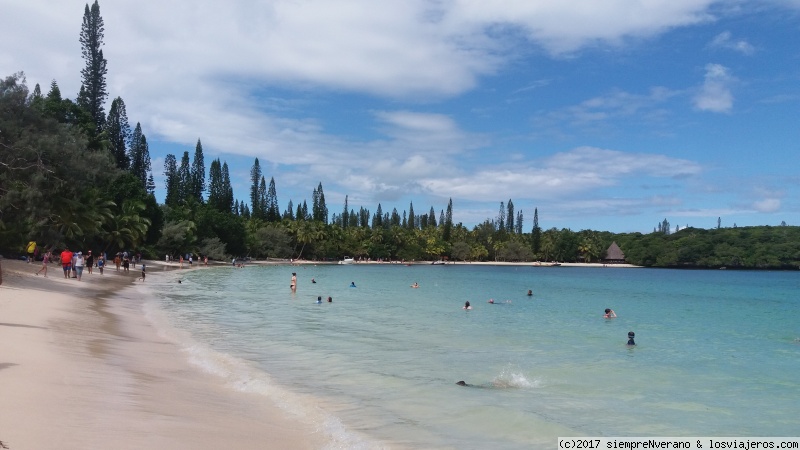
138, 263, 800, 449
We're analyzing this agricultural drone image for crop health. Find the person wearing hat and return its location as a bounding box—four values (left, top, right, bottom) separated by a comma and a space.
85, 250, 94, 274
73, 251, 85, 281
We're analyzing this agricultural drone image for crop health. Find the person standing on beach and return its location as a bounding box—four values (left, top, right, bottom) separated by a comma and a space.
139, 263, 146, 281
97, 254, 105, 274
26, 240, 36, 263
60, 247, 73, 279
85, 250, 94, 275
290, 272, 297, 291
74, 251, 85, 281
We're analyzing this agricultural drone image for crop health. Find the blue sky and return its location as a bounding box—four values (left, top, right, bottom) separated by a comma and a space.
2, 0, 799, 232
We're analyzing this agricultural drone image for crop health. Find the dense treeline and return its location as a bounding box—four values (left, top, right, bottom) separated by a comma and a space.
2, 1, 798, 270
616, 226, 800, 269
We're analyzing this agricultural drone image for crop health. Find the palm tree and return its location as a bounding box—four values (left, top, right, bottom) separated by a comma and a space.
103, 200, 151, 252
294, 221, 324, 260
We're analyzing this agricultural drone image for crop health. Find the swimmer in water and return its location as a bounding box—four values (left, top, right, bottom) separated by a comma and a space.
488, 299, 494, 304
411, 282, 419, 288
327, 296, 332, 303
312, 278, 316, 284
627, 331, 636, 346
349, 281, 356, 288
463, 301, 472, 310
527, 289, 533, 296
604, 308, 617, 318
316, 296, 322, 304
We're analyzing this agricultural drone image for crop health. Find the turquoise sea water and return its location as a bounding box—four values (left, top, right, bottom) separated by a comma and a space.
140, 264, 800, 449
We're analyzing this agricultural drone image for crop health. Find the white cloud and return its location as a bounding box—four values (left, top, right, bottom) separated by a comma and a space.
752, 198, 781, 213
420, 146, 702, 202
444, 0, 717, 55
709, 31, 755, 55
693, 63, 734, 113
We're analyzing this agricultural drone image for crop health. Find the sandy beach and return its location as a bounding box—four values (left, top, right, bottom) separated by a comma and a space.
0, 258, 323, 450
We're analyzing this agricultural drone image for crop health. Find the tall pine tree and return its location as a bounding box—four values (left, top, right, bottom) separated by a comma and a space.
221, 162, 233, 213
506, 200, 514, 233
443, 198, 453, 241
177, 151, 192, 204
265, 177, 279, 222
163, 154, 180, 206
78, 0, 108, 134
129, 122, 151, 188
250, 158, 262, 217
190, 139, 205, 202
342, 195, 349, 228
207, 159, 224, 211
531, 207, 541, 254
106, 97, 130, 169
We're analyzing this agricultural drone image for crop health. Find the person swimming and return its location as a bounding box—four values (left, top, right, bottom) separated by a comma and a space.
463, 301, 472, 310
312, 278, 316, 284
327, 296, 332, 303
488, 298, 494, 304
316, 296, 322, 304
527, 289, 533, 296
627, 331, 636, 346
411, 282, 419, 288
349, 281, 356, 288
604, 308, 617, 318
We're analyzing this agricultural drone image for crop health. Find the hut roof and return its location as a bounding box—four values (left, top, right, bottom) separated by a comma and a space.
605, 241, 625, 260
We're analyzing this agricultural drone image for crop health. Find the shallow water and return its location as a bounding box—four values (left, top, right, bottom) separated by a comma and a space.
142, 264, 800, 449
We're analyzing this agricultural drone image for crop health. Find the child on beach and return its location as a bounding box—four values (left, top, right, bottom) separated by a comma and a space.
97, 255, 105, 274
139, 263, 146, 281
36, 251, 50, 276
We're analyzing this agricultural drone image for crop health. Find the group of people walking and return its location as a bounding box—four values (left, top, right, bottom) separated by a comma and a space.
32, 247, 143, 280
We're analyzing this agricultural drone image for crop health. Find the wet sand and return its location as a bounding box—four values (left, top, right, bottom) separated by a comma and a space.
0, 258, 324, 450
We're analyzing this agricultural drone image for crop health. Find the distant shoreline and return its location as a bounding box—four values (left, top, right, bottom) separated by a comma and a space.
240, 258, 643, 268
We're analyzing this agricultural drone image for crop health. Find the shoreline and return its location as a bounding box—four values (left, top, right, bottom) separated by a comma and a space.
233, 258, 642, 268
0, 258, 324, 450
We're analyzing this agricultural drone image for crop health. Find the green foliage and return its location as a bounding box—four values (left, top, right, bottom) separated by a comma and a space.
156, 220, 196, 257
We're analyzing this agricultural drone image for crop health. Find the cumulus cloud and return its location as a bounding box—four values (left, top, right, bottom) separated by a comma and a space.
752, 198, 781, 213
693, 63, 735, 113
709, 31, 755, 55
420, 146, 702, 202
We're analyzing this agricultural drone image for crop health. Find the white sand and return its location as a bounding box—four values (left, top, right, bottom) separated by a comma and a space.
0, 258, 324, 450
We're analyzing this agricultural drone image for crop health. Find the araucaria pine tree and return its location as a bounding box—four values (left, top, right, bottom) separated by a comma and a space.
190, 139, 205, 202
250, 158, 262, 217
128, 122, 151, 189
177, 151, 192, 204
163, 154, 179, 206
266, 177, 279, 222
105, 97, 130, 169
78, 0, 108, 134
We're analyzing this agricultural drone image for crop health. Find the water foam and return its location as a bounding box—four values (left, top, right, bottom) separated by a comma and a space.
492, 365, 542, 389
138, 279, 384, 450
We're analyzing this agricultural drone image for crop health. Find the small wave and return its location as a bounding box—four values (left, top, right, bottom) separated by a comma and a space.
491, 367, 541, 389
142, 297, 383, 449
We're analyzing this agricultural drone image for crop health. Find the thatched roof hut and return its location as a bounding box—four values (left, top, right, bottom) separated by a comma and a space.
603, 241, 626, 263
